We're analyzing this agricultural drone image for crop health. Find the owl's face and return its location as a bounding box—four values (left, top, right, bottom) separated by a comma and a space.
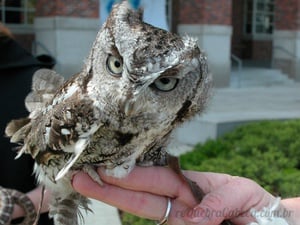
85, 1, 211, 129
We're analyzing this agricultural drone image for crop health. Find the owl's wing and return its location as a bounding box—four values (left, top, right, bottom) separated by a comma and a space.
41, 96, 102, 181
6, 69, 102, 181
25, 69, 64, 116
6, 69, 65, 157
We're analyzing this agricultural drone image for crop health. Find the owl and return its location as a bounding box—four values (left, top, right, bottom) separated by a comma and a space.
5, 1, 211, 225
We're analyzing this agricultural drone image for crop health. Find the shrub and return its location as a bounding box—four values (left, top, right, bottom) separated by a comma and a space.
180, 119, 300, 196
121, 212, 153, 225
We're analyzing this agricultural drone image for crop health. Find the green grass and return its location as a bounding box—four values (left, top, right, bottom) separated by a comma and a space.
121, 119, 300, 224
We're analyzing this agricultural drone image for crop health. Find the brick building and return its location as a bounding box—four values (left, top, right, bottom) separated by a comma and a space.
231, 0, 300, 81
1, 0, 300, 86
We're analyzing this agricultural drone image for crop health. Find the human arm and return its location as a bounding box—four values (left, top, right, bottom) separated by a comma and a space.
72, 166, 299, 225
12, 186, 51, 219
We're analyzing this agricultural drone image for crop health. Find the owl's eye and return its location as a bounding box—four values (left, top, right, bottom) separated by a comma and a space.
152, 77, 179, 92
107, 55, 123, 76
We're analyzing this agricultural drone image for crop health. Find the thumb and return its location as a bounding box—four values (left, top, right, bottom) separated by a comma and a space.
182, 177, 272, 225
182, 192, 231, 225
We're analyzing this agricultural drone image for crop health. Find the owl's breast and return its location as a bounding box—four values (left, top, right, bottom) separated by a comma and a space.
75, 116, 171, 173
76, 127, 138, 165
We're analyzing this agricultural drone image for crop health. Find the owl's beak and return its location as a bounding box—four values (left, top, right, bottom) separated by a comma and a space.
122, 70, 164, 116
120, 90, 141, 117
124, 100, 136, 116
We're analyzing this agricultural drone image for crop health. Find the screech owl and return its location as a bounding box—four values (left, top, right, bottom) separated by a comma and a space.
5, 1, 211, 225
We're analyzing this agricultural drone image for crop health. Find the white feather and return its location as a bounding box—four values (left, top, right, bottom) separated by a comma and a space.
55, 138, 89, 181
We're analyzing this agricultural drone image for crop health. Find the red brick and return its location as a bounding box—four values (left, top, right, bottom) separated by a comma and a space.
274, 0, 300, 30
36, 0, 99, 18
179, 0, 232, 25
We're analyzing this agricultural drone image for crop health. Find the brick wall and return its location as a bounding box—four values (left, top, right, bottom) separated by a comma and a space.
36, 0, 99, 17
275, 0, 299, 30
179, 0, 232, 25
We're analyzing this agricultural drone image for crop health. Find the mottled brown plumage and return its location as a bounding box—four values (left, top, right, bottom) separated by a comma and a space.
5, 1, 212, 224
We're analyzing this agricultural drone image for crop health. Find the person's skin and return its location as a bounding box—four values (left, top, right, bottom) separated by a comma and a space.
12, 186, 51, 219
72, 166, 300, 225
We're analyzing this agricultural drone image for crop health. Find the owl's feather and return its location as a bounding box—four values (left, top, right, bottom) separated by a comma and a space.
25, 69, 64, 113
6, 1, 212, 225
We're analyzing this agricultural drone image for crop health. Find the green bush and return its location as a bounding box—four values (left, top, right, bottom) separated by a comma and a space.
180, 119, 300, 197
121, 119, 300, 224
121, 212, 154, 225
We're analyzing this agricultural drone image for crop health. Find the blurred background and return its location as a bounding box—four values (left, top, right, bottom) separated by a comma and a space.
1, 0, 300, 86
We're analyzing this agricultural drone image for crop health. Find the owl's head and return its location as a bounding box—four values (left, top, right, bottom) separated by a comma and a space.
85, 1, 211, 128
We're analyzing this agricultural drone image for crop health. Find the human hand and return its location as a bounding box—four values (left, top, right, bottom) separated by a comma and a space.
12, 186, 51, 219
72, 167, 283, 225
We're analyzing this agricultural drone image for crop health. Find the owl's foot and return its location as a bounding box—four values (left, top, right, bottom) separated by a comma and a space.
50, 192, 90, 225
104, 158, 136, 178
136, 147, 168, 167
82, 165, 103, 186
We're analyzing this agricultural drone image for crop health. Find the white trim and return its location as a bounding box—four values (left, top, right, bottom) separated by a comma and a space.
274, 30, 300, 39
6, 24, 34, 34
178, 24, 232, 36
34, 17, 100, 31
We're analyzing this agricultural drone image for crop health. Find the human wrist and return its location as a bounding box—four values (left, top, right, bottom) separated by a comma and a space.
280, 197, 300, 224
11, 204, 25, 219
12, 190, 38, 219
0, 187, 36, 223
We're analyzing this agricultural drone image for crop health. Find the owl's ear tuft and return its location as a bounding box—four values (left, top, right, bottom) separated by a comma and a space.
109, 1, 144, 27
124, 7, 144, 26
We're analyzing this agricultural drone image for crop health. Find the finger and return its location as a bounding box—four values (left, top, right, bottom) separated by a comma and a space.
73, 171, 175, 221
182, 171, 235, 193
97, 166, 198, 207
73, 171, 196, 225
183, 177, 276, 225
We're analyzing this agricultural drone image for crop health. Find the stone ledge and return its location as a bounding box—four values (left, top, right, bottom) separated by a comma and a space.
174, 86, 300, 145
174, 116, 299, 146
178, 24, 232, 36
34, 17, 100, 30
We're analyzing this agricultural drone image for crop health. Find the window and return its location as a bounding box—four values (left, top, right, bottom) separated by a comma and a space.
166, 0, 172, 30
0, 0, 35, 25
244, 0, 274, 37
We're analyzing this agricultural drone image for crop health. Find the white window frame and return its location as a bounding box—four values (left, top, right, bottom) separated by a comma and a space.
0, 0, 35, 28
243, 0, 274, 40
166, 0, 172, 31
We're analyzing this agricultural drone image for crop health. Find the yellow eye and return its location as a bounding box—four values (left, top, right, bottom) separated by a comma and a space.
152, 77, 179, 92
107, 55, 123, 76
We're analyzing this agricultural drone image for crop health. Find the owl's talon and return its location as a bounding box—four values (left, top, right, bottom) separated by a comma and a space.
82, 165, 103, 186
